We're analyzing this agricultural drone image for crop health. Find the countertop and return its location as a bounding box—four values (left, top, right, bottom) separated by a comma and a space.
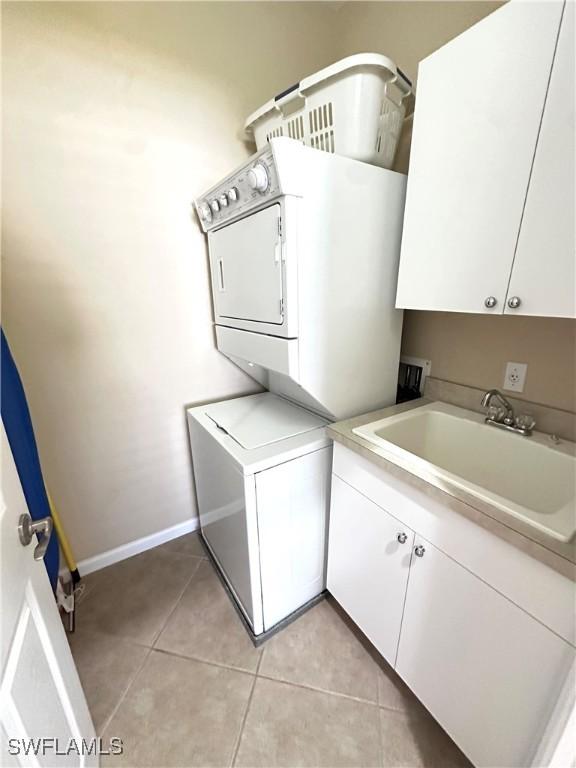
327, 398, 576, 580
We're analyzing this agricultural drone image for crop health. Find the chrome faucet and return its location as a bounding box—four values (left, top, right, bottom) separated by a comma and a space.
481, 389, 515, 424
481, 389, 535, 436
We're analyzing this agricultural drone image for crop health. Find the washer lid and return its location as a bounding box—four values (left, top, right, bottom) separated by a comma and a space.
204, 393, 327, 450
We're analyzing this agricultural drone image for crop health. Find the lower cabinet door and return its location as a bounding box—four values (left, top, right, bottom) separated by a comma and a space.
396, 536, 575, 768
327, 474, 414, 665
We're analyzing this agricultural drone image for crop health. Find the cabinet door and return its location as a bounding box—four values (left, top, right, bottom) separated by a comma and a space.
327, 474, 414, 665
395, 1, 564, 314
505, 1, 575, 318
396, 537, 575, 768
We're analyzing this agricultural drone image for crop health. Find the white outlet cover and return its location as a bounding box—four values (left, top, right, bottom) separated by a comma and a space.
503, 362, 528, 393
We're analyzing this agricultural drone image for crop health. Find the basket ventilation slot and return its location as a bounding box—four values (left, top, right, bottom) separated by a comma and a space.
287, 116, 305, 140
376, 100, 403, 163
309, 102, 335, 154
266, 127, 284, 142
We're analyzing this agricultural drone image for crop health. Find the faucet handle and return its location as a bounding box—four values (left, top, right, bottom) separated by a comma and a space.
486, 405, 503, 422
515, 414, 536, 432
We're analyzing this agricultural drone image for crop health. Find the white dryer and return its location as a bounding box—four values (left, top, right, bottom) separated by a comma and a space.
189, 138, 407, 638
195, 137, 407, 421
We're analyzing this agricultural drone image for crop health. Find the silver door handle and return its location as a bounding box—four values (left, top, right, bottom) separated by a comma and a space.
18, 514, 53, 561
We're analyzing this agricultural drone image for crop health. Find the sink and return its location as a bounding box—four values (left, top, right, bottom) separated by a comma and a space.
353, 402, 576, 543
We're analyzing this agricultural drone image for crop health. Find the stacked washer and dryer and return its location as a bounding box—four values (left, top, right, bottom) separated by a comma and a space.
189, 55, 412, 640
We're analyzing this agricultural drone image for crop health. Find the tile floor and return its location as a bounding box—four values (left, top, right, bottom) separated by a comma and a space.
69, 533, 471, 768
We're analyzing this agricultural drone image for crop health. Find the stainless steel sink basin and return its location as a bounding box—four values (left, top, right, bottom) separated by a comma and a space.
353, 402, 576, 542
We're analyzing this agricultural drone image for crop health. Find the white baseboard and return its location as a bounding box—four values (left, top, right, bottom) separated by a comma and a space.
77, 517, 200, 576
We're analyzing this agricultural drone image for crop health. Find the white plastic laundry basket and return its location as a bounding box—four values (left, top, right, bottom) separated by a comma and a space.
245, 53, 414, 169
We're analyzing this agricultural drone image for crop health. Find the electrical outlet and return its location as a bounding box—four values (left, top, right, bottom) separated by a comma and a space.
503, 362, 527, 393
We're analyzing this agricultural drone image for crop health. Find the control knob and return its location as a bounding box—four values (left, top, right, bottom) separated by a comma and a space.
210, 199, 220, 213
248, 163, 269, 193
198, 203, 212, 223
219, 194, 229, 208
228, 187, 239, 202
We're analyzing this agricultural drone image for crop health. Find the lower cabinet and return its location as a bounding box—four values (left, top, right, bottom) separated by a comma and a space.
327, 464, 576, 768
396, 536, 574, 768
327, 474, 413, 665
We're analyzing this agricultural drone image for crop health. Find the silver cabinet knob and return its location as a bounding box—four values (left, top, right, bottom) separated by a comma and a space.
507, 296, 521, 309
397, 532, 408, 544
18, 514, 53, 561
484, 296, 497, 308
414, 545, 426, 558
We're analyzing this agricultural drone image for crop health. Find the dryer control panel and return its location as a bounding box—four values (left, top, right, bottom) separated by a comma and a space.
195, 147, 281, 232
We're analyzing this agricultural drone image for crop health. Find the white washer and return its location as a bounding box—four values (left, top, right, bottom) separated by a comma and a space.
187, 392, 331, 637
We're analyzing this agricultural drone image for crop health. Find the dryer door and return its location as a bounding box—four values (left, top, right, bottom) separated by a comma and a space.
209, 204, 283, 326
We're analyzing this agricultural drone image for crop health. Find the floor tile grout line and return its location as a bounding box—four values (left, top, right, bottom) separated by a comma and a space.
230, 654, 263, 768
98, 645, 153, 738
379, 701, 414, 714
152, 646, 259, 677
74, 549, 206, 642
150, 642, 385, 710
150, 555, 204, 648
145, 646, 402, 714
74, 550, 205, 650
78, 548, 204, 592
377, 693, 385, 768
255, 671, 381, 709
94, 548, 212, 739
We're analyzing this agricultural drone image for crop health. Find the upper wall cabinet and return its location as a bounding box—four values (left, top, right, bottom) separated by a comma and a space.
506, 0, 574, 317
395, 0, 575, 318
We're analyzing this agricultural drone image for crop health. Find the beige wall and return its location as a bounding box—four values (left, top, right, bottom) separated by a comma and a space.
401, 314, 576, 412
1, 1, 341, 561
339, 1, 576, 413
